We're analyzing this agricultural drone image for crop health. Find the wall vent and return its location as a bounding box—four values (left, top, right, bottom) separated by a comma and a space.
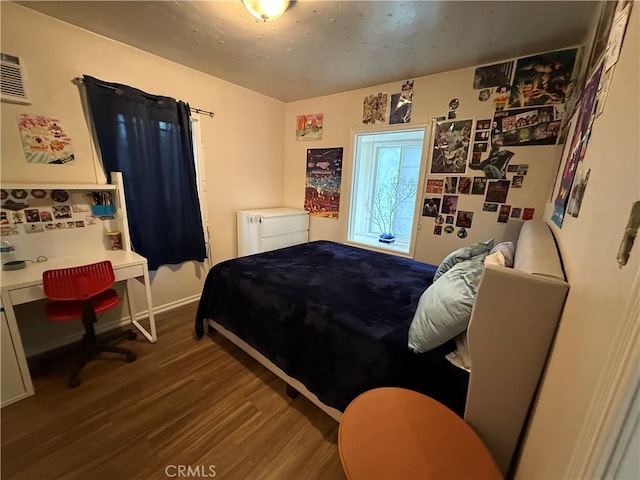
1, 53, 31, 105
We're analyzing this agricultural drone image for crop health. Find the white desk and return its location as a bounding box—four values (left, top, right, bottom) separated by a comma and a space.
0, 249, 156, 406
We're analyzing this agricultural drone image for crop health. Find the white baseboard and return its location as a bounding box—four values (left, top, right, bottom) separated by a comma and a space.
25, 294, 201, 358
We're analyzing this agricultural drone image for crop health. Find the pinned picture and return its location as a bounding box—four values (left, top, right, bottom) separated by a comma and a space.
507, 165, 519, 173
472, 177, 487, 195
402, 79, 414, 91
422, 197, 441, 217
448, 111, 457, 120
11, 212, 24, 224
430, 119, 473, 174
473, 143, 488, 153
473, 60, 514, 89
435, 215, 444, 225
434, 225, 442, 235
471, 152, 483, 165
509, 48, 578, 107
305, 147, 343, 219
441, 195, 458, 215
362, 93, 388, 125
444, 225, 455, 234
457, 227, 468, 239
522, 208, 535, 220
0, 212, 7, 225
456, 211, 474, 228
446, 215, 454, 224
476, 119, 491, 131
449, 98, 460, 110
389, 92, 413, 124
468, 145, 515, 179
511, 207, 522, 218
444, 177, 458, 194
296, 113, 324, 141
485, 180, 511, 204
24, 223, 44, 234
52, 205, 72, 219
457, 177, 472, 194
475, 131, 490, 142
512, 176, 524, 188
478, 89, 492, 102
483, 202, 499, 212
426, 179, 444, 194
517, 164, 529, 175
40, 210, 53, 222
567, 167, 591, 218
25, 209, 40, 223
492, 106, 560, 146
17, 114, 75, 164
498, 205, 511, 223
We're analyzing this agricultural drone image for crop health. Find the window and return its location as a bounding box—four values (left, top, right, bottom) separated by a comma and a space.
348, 128, 426, 254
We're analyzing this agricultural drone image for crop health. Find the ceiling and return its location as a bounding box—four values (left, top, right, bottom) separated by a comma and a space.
18, 1, 599, 103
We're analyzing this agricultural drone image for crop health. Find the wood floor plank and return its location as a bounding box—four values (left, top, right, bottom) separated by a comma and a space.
1, 303, 346, 480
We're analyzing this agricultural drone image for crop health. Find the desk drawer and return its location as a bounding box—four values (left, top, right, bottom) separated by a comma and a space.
8, 264, 143, 305
10, 286, 46, 305
114, 264, 144, 282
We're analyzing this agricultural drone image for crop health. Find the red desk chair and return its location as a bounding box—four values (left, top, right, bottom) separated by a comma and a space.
42, 260, 137, 388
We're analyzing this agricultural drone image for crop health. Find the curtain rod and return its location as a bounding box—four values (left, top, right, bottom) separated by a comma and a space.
72, 77, 215, 118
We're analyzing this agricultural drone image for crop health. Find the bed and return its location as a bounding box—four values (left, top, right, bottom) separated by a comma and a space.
194, 219, 569, 475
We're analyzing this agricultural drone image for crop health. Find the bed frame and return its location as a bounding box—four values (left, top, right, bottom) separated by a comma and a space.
205, 219, 569, 476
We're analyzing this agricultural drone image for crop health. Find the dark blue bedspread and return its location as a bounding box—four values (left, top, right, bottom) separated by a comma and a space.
195, 241, 469, 415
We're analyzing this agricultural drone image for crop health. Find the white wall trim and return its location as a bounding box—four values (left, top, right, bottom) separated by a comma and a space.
25, 294, 201, 357
565, 270, 640, 478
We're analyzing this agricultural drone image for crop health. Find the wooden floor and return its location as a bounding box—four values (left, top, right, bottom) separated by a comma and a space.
1, 303, 346, 480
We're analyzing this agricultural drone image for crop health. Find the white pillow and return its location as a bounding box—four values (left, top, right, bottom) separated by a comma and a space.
484, 250, 505, 267
490, 241, 515, 267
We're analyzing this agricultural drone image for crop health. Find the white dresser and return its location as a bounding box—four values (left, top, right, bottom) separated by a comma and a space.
237, 208, 309, 257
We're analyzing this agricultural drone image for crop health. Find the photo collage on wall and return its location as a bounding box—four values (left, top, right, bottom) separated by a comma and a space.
422, 49, 580, 236
0, 188, 112, 237
424, 112, 537, 236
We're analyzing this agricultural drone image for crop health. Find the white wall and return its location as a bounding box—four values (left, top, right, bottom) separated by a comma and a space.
1, 3, 285, 350
516, 5, 639, 477
284, 60, 566, 265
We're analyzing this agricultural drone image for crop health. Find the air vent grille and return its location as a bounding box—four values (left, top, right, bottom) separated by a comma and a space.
1, 53, 30, 105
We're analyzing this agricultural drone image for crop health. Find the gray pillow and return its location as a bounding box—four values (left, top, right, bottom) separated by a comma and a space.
490, 241, 515, 267
433, 239, 494, 282
409, 253, 486, 353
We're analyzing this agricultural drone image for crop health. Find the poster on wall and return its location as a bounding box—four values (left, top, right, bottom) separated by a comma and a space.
296, 113, 324, 141
473, 60, 514, 89
389, 91, 413, 124
362, 93, 388, 125
552, 65, 603, 228
508, 48, 577, 107
492, 105, 562, 146
17, 114, 75, 164
429, 119, 473, 174
304, 147, 343, 219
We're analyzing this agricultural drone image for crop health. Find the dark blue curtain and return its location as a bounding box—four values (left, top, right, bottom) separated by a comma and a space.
83, 75, 206, 270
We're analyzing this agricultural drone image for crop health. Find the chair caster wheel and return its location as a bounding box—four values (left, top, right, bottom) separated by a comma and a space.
69, 377, 81, 388
126, 330, 137, 341
126, 352, 137, 362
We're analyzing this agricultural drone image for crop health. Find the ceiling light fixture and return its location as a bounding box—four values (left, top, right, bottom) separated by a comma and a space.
242, 0, 290, 22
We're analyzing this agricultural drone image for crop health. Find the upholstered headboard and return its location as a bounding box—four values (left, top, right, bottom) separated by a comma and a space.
464, 220, 569, 476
